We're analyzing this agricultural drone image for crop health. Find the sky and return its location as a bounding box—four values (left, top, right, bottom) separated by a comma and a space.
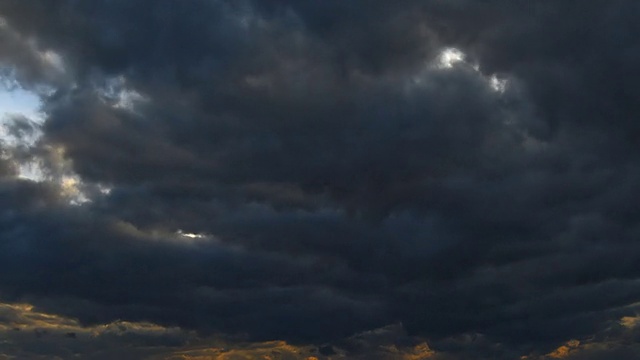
1, 1, 640, 359
0, 88, 40, 119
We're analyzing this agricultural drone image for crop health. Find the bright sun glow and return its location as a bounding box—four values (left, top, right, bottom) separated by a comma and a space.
176, 230, 207, 239
436, 47, 466, 68
490, 75, 508, 93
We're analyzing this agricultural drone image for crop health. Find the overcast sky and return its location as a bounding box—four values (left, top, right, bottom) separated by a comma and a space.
1, 1, 640, 359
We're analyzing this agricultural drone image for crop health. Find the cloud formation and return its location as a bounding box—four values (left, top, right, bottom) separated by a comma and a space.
2, 1, 640, 358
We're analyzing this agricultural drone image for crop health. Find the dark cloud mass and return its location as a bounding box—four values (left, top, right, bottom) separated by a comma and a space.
1, 0, 640, 358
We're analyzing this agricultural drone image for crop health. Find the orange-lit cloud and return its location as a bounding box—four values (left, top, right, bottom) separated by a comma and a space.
545, 340, 580, 359
0, 301, 440, 360
5, 301, 640, 359
520, 315, 640, 359
157, 340, 317, 360
0, 301, 192, 359
620, 315, 640, 329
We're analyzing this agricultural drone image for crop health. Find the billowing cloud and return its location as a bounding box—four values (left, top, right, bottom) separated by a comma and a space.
1, 1, 640, 358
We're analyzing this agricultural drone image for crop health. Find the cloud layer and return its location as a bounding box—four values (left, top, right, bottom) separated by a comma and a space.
2, 1, 640, 358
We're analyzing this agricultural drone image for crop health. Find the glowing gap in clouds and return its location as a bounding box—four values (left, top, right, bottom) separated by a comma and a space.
436, 47, 466, 69
176, 229, 209, 240
0, 86, 96, 205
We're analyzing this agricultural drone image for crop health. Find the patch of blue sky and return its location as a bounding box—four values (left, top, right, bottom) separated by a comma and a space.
0, 86, 42, 120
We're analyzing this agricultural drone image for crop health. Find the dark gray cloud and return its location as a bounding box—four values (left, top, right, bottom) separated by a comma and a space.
1, 0, 640, 358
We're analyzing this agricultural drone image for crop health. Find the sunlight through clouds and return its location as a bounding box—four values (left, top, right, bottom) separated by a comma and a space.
435, 47, 466, 69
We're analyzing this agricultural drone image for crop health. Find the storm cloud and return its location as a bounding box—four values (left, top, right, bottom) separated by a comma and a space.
1, 1, 640, 358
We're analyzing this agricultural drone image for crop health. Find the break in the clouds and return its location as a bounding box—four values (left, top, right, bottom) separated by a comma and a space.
1, 1, 640, 358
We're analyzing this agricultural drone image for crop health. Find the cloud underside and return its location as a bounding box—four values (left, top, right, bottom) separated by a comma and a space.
1, 301, 639, 360
2, 1, 640, 358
